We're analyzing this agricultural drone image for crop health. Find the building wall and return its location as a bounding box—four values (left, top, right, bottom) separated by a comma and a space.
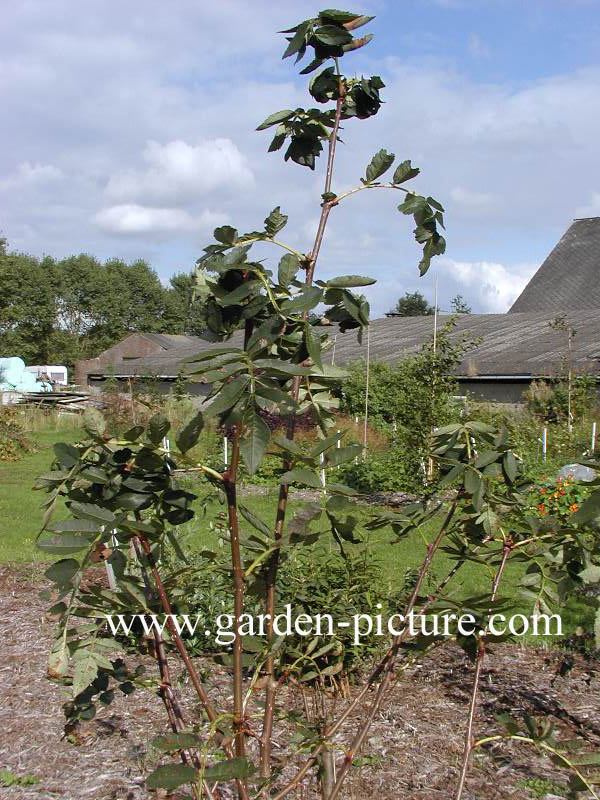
457, 379, 531, 404
74, 335, 166, 387
87, 376, 211, 401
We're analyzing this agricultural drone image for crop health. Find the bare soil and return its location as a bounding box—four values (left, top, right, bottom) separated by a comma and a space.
1, 564, 599, 800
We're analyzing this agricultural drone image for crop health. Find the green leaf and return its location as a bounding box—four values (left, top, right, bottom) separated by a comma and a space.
53, 442, 80, 468
72, 649, 99, 697
176, 412, 204, 454
326, 444, 362, 466
264, 206, 288, 236
278, 253, 300, 286
151, 733, 201, 752
148, 414, 170, 446
320, 9, 364, 23
47, 640, 69, 678
146, 764, 198, 791
364, 148, 395, 182
392, 159, 420, 184
280, 468, 322, 488
204, 757, 256, 782
273, 435, 308, 458
239, 505, 272, 538
218, 281, 260, 307
203, 375, 250, 418
114, 492, 154, 511
256, 109, 295, 130
310, 430, 343, 456
325, 483, 359, 496
572, 491, 600, 524
240, 406, 271, 475
313, 24, 353, 47
253, 359, 311, 376
46, 518, 102, 534
282, 20, 311, 59
37, 533, 94, 555
214, 225, 237, 245
473, 451, 500, 469
69, 502, 116, 524
45, 558, 79, 586
187, 346, 243, 363
397, 192, 427, 215
325, 275, 376, 287
305, 323, 323, 370
82, 408, 106, 438
464, 469, 482, 496
280, 285, 323, 314
503, 451, 518, 482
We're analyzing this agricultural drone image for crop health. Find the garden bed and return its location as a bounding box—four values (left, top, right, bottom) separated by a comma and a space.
2, 564, 599, 800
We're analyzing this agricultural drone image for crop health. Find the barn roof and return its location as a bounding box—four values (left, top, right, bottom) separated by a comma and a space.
141, 333, 205, 350
509, 218, 600, 312
88, 311, 600, 381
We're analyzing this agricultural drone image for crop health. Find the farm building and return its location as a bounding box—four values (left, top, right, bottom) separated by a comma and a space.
76, 218, 600, 404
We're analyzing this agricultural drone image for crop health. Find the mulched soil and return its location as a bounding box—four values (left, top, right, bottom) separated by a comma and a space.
2, 564, 599, 800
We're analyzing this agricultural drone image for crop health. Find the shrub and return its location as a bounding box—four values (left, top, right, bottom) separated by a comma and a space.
0, 406, 36, 461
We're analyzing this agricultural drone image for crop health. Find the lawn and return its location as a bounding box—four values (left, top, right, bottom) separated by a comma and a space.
0, 428, 584, 638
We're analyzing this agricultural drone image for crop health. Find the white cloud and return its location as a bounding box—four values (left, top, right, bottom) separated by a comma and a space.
105, 138, 254, 204
443, 258, 538, 312
1, 0, 600, 308
0, 161, 63, 190
93, 204, 227, 235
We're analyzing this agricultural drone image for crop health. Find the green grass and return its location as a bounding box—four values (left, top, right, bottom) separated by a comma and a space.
0, 429, 586, 641
0, 428, 82, 563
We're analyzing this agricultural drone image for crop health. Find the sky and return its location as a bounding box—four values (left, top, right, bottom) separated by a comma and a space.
3, 0, 600, 317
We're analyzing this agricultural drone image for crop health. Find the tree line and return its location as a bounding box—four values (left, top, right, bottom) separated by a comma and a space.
0, 238, 204, 368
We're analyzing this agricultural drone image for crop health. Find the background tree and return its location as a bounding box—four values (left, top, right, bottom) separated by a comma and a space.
0, 242, 198, 369
450, 293, 471, 313
0, 242, 56, 364
391, 289, 434, 316
167, 271, 209, 336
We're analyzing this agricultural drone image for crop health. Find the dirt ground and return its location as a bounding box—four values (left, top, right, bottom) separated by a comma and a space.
2, 564, 599, 800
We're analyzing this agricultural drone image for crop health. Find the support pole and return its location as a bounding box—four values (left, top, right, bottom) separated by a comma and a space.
542, 427, 547, 462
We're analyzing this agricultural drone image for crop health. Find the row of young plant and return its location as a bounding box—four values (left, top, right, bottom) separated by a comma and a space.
36, 9, 600, 799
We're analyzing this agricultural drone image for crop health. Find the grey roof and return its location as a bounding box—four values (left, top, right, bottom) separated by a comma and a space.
89, 311, 600, 380
510, 218, 600, 312
141, 333, 206, 350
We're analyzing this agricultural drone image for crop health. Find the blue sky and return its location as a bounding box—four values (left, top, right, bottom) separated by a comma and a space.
2, 0, 600, 316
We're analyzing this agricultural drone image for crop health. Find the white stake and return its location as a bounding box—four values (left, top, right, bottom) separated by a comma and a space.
103, 527, 117, 590
319, 452, 326, 490
592, 421, 597, 452
223, 434, 228, 466
542, 427, 547, 461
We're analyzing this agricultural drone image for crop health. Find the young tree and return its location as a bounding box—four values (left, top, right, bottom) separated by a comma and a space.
450, 293, 471, 314
391, 289, 434, 315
